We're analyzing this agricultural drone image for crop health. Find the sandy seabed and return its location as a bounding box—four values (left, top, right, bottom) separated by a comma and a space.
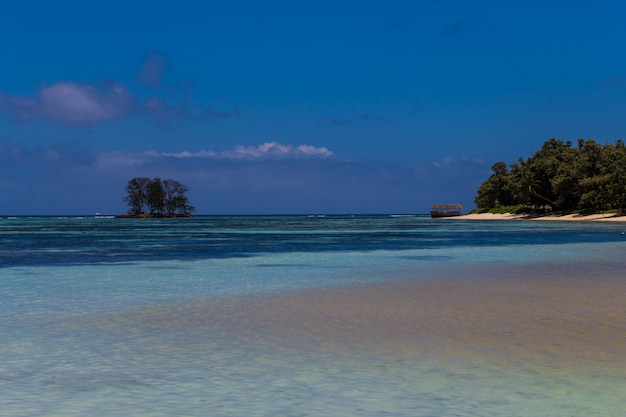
33, 258, 625, 415
130, 267, 626, 374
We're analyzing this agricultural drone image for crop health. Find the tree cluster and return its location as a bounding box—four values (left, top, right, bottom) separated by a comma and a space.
123, 177, 195, 216
475, 138, 626, 213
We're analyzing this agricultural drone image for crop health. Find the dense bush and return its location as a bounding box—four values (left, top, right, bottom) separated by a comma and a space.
123, 177, 195, 216
475, 139, 626, 213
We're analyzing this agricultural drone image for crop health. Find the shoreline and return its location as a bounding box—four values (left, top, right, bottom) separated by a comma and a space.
114, 213, 192, 219
449, 212, 626, 222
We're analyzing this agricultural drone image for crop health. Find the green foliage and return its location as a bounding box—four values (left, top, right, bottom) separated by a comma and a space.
475, 138, 626, 213
146, 178, 166, 214
470, 205, 527, 214
505, 204, 529, 214
123, 177, 195, 216
474, 162, 515, 209
123, 177, 150, 215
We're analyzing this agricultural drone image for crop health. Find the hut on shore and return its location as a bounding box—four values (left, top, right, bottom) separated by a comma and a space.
527, 204, 552, 214
430, 204, 463, 218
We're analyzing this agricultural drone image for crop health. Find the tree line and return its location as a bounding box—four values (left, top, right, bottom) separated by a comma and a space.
123, 177, 195, 216
475, 138, 626, 213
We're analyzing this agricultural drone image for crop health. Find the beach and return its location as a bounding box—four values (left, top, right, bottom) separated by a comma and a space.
452, 212, 626, 222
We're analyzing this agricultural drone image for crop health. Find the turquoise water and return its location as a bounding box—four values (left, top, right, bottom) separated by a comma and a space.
1, 216, 625, 416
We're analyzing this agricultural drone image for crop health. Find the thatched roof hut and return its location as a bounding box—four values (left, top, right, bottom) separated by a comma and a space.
430, 204, 463, 218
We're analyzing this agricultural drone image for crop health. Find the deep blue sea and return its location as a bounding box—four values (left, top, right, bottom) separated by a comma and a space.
1, 215, 625, 416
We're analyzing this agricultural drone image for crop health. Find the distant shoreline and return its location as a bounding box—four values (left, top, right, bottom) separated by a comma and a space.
449, 212, 626, 222
114, 213, 192, 219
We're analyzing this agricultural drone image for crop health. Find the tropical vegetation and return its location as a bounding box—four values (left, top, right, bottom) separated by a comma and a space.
123, 177, 195, 216
475, 138, 626, 213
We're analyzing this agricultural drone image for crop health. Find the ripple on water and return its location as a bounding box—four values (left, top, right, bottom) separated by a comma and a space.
3, 267, 624, 416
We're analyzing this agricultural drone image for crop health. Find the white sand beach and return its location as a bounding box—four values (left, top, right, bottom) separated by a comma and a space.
451, 212, 626, 222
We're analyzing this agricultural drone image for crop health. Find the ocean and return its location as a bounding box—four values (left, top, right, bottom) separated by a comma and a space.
1, 215, 625, 416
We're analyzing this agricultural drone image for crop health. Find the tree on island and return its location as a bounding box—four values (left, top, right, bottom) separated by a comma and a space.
123, 177, 195, 216
475, 138, 626, 213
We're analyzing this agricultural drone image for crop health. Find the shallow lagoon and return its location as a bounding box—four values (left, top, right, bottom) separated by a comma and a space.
1, 216, 625, 416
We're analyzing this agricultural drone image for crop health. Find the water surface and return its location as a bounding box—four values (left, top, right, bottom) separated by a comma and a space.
1, 215, 625, 416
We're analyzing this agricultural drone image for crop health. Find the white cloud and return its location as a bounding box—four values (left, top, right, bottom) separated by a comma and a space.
149, 142, 333, 160
76, 142, 334, 175
43, 83, 132, 124
0, 52, 237, 129
0, 82, 133, 126
222, 142, 333, 159
159, 150, 218, 158
296, 144, 333, 157
0, 80, 235, 129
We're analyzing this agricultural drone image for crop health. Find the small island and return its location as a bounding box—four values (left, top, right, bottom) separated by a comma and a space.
117, 177, 195, 218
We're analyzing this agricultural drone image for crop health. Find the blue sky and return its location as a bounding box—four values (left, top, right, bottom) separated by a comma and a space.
2, 1, 626, 215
